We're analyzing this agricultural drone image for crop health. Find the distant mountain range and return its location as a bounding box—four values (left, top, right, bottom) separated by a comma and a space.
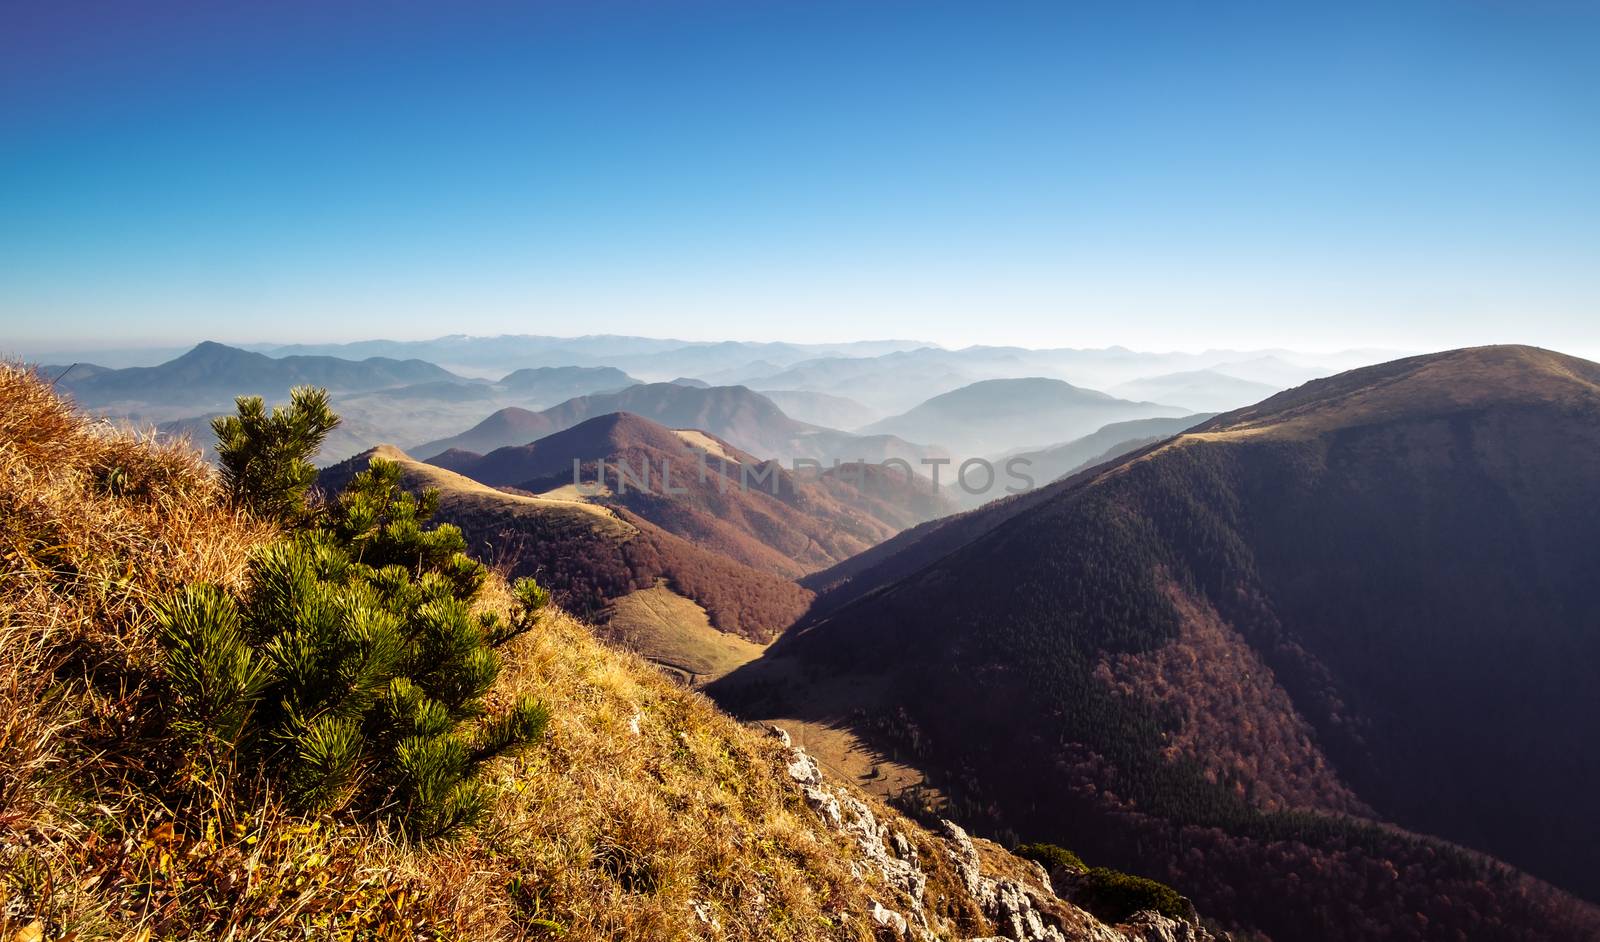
24, 333, 1404, 390
862, 377, 1192, 458
42, 338, 1414, 481
415, 383, 946, 468
255, 335, 933, 380
47, 343, 645, 463
714, 345, 1600, 941
726, 344, 1396, 414
30, 337, 1407, 465
729, 354, 980, 414
1107, 369, 1281, 412
58, 340, 460, 407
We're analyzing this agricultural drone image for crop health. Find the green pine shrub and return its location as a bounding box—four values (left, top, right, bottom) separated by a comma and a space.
160, 390, 550, 840
211, 385, 340, 523
1013, 841, 1186, 924
1077, 866, 1189, 924
1014, 842, 1086, 875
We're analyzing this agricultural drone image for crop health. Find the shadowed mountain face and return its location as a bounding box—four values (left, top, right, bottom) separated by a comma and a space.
415, 383, 944, 467
863, 377, 1192, 458
714, 346, 1600, 941
430, 412, 954, 579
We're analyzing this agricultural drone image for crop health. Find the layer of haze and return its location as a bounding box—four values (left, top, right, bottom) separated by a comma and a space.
2, 0, 1596, 356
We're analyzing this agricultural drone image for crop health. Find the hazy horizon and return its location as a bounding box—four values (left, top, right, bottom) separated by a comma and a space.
8, 332, 1423, 360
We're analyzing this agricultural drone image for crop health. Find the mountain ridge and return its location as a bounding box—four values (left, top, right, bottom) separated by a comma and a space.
60, 340, 464, 404
428, 411, 954, 579
415, 382, 946, 467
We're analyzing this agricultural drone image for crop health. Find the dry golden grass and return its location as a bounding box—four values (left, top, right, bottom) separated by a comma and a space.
454, 595, 890, 941
598, 582, 765, 683
0, 366, 969, 941
365, 445, 632, 530
0, 362, 267, 819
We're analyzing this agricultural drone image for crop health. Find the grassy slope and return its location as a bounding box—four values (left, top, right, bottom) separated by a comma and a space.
597, 582, 766, 683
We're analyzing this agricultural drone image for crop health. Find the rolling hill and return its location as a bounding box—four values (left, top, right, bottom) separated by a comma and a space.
863, 377, 1192, 458
1107, 369, 1281, 412
412, 405, 559, 457
415, 383, 945, 467
318, 445, 810, 680
714, 346, 1600, 941
496, 364, 638, 398
757, 389, 883, 429
429, 411, 954, 579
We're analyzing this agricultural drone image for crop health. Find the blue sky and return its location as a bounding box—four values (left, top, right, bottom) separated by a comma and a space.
1, 0, 1596, 355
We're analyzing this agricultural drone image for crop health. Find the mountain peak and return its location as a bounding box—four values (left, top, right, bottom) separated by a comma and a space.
176, 340, 263, 363
1198, 344, 1600, 439
351, 443, 413, 464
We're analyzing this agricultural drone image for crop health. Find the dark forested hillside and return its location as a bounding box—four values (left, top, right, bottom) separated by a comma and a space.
713, 346, 1600, 941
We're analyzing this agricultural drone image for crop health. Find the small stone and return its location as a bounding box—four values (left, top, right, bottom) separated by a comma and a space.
870, 900, 909, 935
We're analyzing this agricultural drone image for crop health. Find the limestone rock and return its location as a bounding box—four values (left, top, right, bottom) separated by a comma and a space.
764, 726, 1223, 942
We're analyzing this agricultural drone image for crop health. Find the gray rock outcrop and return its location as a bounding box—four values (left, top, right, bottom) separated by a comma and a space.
768, 725, 1223, 942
